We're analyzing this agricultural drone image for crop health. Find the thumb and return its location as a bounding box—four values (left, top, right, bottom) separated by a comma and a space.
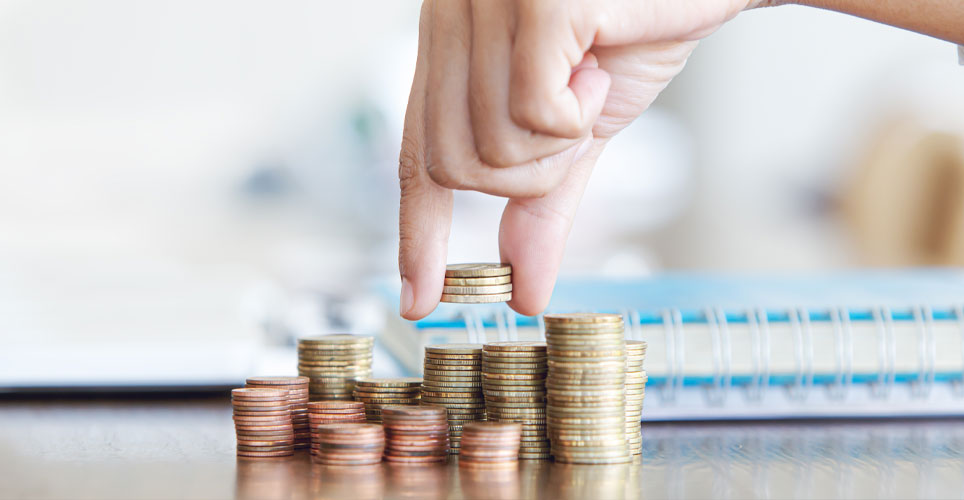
499, 137, 604, 316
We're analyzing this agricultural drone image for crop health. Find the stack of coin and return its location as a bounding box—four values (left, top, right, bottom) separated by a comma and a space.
458, 421, 522, 468
419, 344, 485, 454
245, 376, 310, 449
544, 313, 631, 464
624, 340, 647, 455
353, 377, 422, 423
307, 401, 366, 458
440, 263, 512, 304
232, 388, 294, 458
297, 335, 374, 401
381, 405, 450, 464
313, 423, 385, 466
481, 341, 550, 459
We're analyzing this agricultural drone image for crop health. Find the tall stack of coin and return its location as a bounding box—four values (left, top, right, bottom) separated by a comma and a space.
441, 264, 512, 304
313, 423, 385, 466
458, 421, 522, 468
307, 401, 366, 458
297, 335, 374, 401
481, 341, 550, 459
232, 388, 294, 458
382, 405, 450, 464
353, 377, 422, 423
419, 344, 485, 454
245, 376, 310, 449
624, 340, 647, 455
544, 313, 631, 464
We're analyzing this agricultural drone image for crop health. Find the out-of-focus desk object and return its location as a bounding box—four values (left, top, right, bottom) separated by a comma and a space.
843, 120, 964, 266
2, 397, 964, 499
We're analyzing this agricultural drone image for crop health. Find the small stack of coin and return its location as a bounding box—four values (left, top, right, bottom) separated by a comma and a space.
481, 341, 550, 459
298, 335, 374, 401
624, 340, 647, 455
353, 377, 422, 423
245, 376, 310, 449
458, 421, 522, 468
440, 263, 512, 304
307, 401, 366, 458
313, 423, 385, 466
382, 405, 450, 464
232, 388, 294, 458
420, 344, 485, 454
545, 313, 631, 464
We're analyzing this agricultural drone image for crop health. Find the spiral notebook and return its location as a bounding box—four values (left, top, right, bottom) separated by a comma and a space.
380, 269, 964, 421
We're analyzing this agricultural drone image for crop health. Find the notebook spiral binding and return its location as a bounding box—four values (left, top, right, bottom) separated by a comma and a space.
441, 301, 964, 405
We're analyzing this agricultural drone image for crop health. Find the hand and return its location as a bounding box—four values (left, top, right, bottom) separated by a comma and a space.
398, 0, 755, 320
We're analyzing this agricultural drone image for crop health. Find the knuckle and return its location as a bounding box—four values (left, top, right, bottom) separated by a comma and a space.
398, 137, 422, 190
477, 136, 526, 168
425, 150, 466, 190
511, 97, 585, 139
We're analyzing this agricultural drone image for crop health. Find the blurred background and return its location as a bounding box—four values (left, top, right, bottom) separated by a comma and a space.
1, 0, 962, 389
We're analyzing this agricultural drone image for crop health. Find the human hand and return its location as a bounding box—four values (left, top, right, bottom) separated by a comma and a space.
398, 0, 758, 320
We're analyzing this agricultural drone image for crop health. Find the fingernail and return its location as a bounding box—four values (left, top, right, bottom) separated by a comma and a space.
400, 277, 414, 317
574, 137, 593, 163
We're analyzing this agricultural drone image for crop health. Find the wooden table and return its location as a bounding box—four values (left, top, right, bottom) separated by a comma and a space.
2, 396, 963, 499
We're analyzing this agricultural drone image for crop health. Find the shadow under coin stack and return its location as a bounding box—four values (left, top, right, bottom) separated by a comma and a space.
353, 377, 422, 423
545, 313, 631, 464
625, 340, 647, 455
382, 405, 450, 465
313, 423, 385, 466
440, 263, 512, 304
298, 335, 374, 401
307, 401, 366, 459
245, 376, 310, 449
420, 344, 485, 454
232, 388, 294, 458
458, 421, 522, 469
481, 341, 550, 459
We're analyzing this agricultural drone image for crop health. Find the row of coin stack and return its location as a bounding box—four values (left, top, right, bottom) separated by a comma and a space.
458, 421, 522, 468
419, 344, 486, 454
382, 406, 450, 464
245, 376, 310, 449
624, 340, 647, 455
545, 313, 632, 464
353, 377, 422, 423
298, 335, 373, 401
441, 263, 513, 304
481, 341, 551, 459
232, 388, 294, 458
306, 401, 365, 460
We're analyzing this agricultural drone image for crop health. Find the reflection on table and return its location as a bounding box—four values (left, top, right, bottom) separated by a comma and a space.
235, 419, 964, 500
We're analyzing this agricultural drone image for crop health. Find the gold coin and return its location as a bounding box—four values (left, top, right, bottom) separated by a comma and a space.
424, 358, 482, 366
483, 390, 546, 397
423, 375, 481, 383
422, 380, 482, 388
481, 372, 546, 381
353, 377, 421, 387
543, 313, 622, 324
445, 263, 512, 278
482, 361, 546, 370
483, 341, 547, 352
440, 293, 512, 304
443, 275, 512, 286
425, 344, 483, 355
441, 284, 513, 295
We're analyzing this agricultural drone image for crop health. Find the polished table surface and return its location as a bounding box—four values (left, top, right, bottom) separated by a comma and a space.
2, 396, 963, 499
